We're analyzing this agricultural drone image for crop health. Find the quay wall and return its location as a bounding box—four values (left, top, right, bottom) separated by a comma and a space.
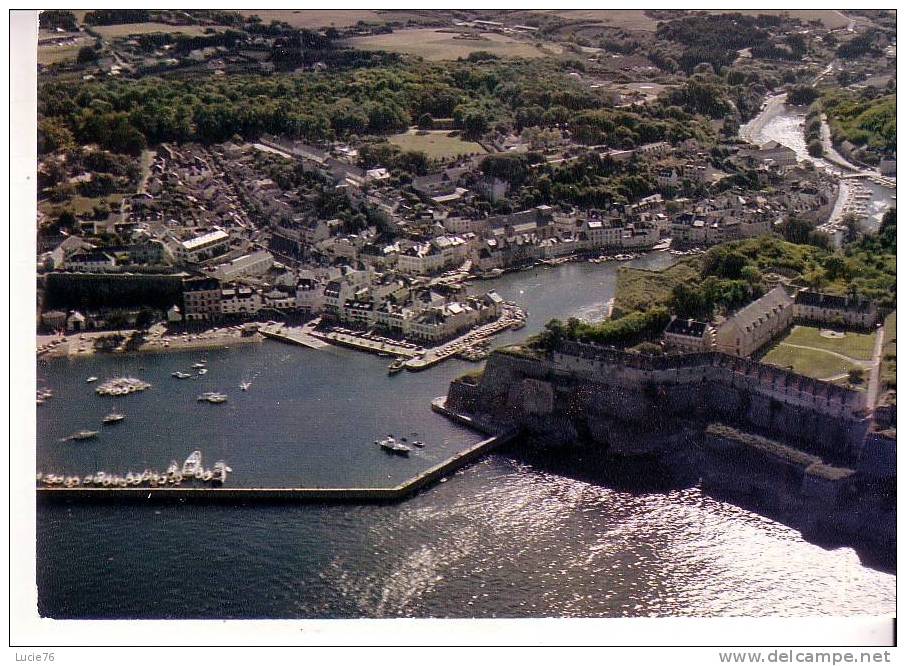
447, 344, 873, 461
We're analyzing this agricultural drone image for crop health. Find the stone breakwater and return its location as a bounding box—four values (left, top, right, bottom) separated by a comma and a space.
443, 344, 895, 562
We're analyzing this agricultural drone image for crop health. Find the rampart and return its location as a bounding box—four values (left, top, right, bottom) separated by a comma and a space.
447, 342, 873, 461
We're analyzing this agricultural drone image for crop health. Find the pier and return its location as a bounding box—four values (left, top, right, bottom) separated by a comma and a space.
259, 323, 330, 350
36, 413, 519, 505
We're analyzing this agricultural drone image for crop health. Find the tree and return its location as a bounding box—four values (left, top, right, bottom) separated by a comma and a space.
77, 46, 98, 64
37, 118, 75, 154
462, 110, 489, 140
781, 217, 813, 244
740, 265, 762, 285
39, 10, 77, 31
787, 85, 819, 106
848, 367, 865, 384
807, 139, 824, 157
417, 113, 434, 130
56, 210, 77, 232
842, 214, 860, 244
671, 282, 708, 318
135, 308, 156, 330
822, 254, 847, 280
538, 319, 565, 349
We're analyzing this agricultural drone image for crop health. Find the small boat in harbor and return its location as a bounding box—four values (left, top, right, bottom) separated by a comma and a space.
197, 392, 228, 404
197, 368, 208, 375
377, 436, 411, 456
239, 381, 251, 391
192, 362, 207, 369
388, 358, 405, 375
66, 430, 99, 441
86, 376, 98, 383
412, 440, 425, 448
102, 412, 125, 425
182, 451, 202, 477
172, 371, 191, 379
212, 460, 232, 485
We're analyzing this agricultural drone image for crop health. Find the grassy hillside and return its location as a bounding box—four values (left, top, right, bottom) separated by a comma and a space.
822, 92, 896, 154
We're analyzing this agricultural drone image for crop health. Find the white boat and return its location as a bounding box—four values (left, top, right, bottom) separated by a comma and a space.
652, 238, 672, 251
67, 430, 99, 441
197, 392, 227, 403
182, 451, 202, 477
102, 412, 125, 425
86, 376, 99, 383
192, 362, 207, 369
239, 381, 251, 391
172, 371, 191, 379
212, 461, 229, 485
197, 368, 208, 375
378, 436, 411, 456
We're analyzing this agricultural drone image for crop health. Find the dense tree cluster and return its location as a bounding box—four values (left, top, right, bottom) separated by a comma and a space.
535, 308, 671, 350
666, 78, 731, 118
84, 10, 151, 26
836, 33, 882, 59
655, 12, 792, 74
36, 59, 653, 156
39, 10, 78, 32
787, 85, 819, 107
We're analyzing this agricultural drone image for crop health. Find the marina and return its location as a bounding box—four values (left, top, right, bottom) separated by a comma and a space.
38, 450, 231, 490
34, 254, 894, 618
37, 431, 512, 502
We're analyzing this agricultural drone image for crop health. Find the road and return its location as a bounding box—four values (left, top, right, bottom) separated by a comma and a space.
865, 323, 886, 412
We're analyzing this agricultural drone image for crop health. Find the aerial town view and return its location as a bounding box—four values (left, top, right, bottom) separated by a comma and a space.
23, 7, 896, 639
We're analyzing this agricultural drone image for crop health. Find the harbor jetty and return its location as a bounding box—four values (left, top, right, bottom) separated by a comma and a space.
36, 423, 519, 504
259, 323, 330, 350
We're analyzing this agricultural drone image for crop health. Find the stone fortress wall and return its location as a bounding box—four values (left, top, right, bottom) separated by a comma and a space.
447, 341, 873, 462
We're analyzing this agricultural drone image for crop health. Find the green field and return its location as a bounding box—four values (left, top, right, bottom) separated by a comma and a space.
39, 194, 125, 218
90, 22, 224, 39
536, 10, 658, 32
237, 10, 444, 28
612, 258, 701, 315
346, 28, 546, 61
37, 43, 83, 65
781, 326, 877, 361
389, 130, 486, 159
761, 344, 859, 381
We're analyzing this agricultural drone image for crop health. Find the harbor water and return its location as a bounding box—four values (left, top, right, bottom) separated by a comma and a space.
35, 255, 895, 618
